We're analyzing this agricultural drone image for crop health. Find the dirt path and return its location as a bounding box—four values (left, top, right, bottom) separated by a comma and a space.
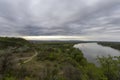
23, 50, 38, 63
18, 49, 38, 65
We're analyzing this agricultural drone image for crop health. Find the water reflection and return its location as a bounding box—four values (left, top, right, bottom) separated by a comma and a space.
74, 43, 120, 64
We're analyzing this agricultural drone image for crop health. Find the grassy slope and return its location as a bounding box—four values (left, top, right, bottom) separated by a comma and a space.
21, 42, 106, 80
1, 37, 118, 80
0, 37, 30, 49
0, 37, 35, 64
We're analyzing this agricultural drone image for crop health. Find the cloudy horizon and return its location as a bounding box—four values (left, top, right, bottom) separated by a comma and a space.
0, 0, 120, 41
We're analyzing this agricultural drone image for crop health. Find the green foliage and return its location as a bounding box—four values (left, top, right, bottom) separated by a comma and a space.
0, 37, 120, 80
24, 77, 31, 80
84, 63, 108, 80
98, 42, 120, 50
0, 37, 30, 50
98, 56, 120, 80
4, 76, 17, 80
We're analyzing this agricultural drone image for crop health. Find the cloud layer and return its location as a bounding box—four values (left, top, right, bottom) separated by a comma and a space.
0, 0, 120, 41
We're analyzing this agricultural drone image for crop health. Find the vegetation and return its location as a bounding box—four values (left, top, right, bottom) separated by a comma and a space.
0, 37, 31, 50
98, 42, 120, 50
0, 37, 120, 80
97, 56, 120, 80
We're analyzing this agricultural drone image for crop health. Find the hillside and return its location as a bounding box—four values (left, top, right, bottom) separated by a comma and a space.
0, 37, 30, 49
98, 42, 120, 50
0, 37, 120, 80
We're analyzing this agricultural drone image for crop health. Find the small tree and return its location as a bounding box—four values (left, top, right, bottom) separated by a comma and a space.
0, 50, 15, 79
97, 55, 120, 80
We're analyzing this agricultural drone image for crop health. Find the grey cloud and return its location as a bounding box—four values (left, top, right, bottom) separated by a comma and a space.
0, 0, 120, 41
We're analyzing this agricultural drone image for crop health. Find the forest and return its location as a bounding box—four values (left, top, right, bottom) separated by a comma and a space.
0, 37, 120, 80
98, 42, 120, 50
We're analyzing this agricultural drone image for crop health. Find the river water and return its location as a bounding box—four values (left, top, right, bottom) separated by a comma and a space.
74, 43, 120, 64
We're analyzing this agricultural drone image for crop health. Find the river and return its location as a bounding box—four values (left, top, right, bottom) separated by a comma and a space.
74, 43, 120, 64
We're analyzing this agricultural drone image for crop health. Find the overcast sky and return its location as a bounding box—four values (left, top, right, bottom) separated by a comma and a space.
0, 0, 120, 41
